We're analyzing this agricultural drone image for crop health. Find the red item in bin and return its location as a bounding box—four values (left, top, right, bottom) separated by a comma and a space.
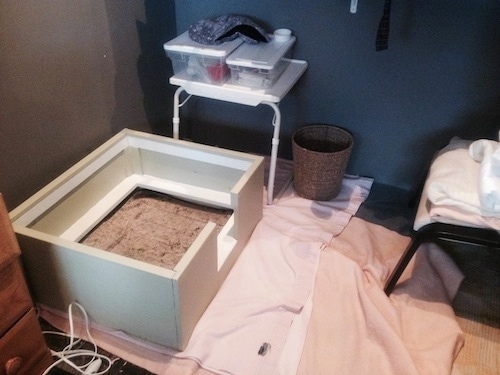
207, 64, 228, 82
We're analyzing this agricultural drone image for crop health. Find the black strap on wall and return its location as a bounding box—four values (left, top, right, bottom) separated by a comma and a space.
376, 0, 392, 51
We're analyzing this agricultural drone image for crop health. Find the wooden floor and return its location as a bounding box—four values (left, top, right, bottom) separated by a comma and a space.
446, 242, 500, 375
449, 243, 499, 328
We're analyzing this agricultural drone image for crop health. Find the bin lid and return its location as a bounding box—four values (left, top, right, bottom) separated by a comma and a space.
163, 31, 243, 57
226, 35, 295, 70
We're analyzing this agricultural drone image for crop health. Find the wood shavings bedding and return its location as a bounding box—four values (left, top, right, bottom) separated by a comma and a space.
81, 189, 232, 269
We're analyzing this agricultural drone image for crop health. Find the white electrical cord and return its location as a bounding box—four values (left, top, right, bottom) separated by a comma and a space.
41, 302, 116, 375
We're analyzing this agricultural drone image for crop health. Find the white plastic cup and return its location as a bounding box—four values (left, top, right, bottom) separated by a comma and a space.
274, 29, 292, 42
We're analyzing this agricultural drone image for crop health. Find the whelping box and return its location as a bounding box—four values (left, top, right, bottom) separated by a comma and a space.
9, 129, 264, 351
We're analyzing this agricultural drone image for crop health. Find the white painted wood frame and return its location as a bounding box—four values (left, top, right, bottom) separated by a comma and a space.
9, 129, 264, 350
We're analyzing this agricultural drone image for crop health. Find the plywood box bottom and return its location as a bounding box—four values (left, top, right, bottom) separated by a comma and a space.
10, 129, 264, 351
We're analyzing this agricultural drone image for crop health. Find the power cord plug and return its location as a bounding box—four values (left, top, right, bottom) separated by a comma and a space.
41, 302, 115, 375
84, 358, 102, 374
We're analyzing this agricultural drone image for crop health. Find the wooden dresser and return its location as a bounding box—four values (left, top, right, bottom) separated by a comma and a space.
0, 194, 52, 375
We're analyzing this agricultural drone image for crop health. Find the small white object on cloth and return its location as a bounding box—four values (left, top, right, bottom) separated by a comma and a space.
469, 132, 500, 213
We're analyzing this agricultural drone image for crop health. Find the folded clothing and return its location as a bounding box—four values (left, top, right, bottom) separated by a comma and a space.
469, 133, 500, 213
426, 137, 500, 219
414, 184, 500, 231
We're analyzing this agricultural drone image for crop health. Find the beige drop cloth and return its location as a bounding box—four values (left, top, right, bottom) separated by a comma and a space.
38, 156, 474, 375
40, 216, 466, 375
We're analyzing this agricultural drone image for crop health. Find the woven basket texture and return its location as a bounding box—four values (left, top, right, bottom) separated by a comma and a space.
292, 125, 353, 201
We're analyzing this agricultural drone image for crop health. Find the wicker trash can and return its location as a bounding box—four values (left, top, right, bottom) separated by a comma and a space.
292, 125, 354, 201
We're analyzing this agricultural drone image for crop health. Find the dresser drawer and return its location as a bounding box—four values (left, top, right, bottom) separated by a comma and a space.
0, 308, 52, 375
0, 259, 32, 337
0, 195, 21, 267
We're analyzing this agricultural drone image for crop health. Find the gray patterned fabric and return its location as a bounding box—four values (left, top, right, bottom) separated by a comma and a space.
188, 14, 270, 45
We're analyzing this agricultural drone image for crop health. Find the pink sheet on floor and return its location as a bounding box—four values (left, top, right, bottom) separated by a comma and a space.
298, 217, 464, 375
175, 176, 373, 375
265, 175, 374, 242
38, 176, 465, 375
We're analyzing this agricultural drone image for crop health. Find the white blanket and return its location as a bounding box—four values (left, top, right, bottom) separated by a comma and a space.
416, 137, 500, 230
426, 138, 484, 215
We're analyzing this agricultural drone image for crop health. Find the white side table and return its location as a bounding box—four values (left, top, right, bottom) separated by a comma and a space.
170, 59, 307, 204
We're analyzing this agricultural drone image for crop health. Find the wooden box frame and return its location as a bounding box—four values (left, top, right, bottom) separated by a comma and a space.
9, 129, 264, 350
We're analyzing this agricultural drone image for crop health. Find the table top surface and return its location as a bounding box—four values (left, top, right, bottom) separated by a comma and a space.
169, 59, 307, 106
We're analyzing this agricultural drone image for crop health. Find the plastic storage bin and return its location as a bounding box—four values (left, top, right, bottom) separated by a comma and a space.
164, 31, 243, 85
226, 33, 295, 89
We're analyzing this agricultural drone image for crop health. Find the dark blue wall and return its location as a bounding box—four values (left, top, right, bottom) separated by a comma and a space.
169, 0, 499, 194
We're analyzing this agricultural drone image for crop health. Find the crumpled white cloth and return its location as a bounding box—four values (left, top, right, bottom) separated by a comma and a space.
469, 131, 500, 213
